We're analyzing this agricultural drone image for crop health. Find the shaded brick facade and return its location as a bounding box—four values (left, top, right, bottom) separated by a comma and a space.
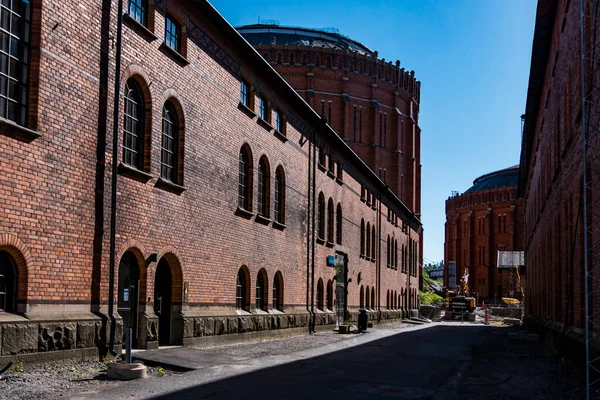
0, 0, 422, 359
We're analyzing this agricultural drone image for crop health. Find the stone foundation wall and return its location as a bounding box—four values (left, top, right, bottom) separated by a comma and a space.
0, 315, 115, 365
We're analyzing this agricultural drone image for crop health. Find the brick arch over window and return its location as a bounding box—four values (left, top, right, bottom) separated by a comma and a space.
120, 68, 153, 172
160, 90, 186, 185
0, 234, 31, 310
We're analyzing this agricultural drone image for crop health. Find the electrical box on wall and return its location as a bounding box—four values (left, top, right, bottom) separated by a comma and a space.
327, 255, 335, 266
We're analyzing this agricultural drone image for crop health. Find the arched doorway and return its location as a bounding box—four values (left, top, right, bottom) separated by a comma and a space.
0, 251, 17, 313
154, 258, 172, 345
118, 251, 140, 347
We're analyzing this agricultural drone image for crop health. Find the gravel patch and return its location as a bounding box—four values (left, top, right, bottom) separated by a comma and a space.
0, 359, 175, 400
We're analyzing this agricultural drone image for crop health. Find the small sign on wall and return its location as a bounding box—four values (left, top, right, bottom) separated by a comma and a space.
327, 255, 335, 266
123, 288, 129, 302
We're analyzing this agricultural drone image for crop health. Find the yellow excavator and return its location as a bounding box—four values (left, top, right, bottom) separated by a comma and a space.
445, 269, 476, 320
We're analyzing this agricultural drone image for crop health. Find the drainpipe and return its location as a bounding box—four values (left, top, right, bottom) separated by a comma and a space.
309, 131, 317, 333
108, 0, 124, 356
377, 189, 383, 323
306, 130, 312, 333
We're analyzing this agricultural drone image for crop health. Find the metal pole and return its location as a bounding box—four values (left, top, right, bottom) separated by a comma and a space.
125, 328, 132, 364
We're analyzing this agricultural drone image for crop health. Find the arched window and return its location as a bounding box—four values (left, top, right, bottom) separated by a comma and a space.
395, 239, 398, 269
336, 203, 342, 245
238, 146, 253, 211
386, 290, 390, 310
360, 219, 365, 256
315, 55, 320, 66
394, 291, 398, 309
123, 79, 144, 169
0, 251, 17, 313
160, 101, 179, 183
256, 269, 268, 311
317, 279, 324, 310
326, 56, 331, 67
326, 280, 333, 310
257, 156, 270, 217
358, 62, 363, 73
371, 288, 375, 309
365, 286, 370, 309
317, 192, 325, 239
349, 60, 353, 71
337, 58, 343, 69
360, 285, 364, 309
387, 235, 391, 267
366, 222, 371, 258
274, 166, 286, 224
236, 267, 249, 311
289, 53, 295, 65
371, 225, 376, 261
302, 53, 307, 65
327, 198, 334, 243
277, 53, 282, 64
273, 271, 283, 311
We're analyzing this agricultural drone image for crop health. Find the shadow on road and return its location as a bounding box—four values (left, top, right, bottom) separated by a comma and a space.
142, 324, 588, 399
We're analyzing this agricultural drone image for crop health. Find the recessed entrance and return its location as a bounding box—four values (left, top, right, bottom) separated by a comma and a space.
0, 251, 17, 313
154, 258, 173, 345
118, 251, 140, 347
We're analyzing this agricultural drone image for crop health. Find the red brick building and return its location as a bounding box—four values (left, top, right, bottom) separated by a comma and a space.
0, 0, 422, 360
444, 166, 524, 303
237, 25, 422, 216
518, 0, 589, 363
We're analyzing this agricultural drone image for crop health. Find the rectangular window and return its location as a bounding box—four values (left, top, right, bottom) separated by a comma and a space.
240, 80, 248, 107
165, 15, 181, 53
128, 0, 147, 26
0, 0, 30, 126
327, 101, 332, 123
328, 153, 335, 174
379, 112, 383, 145
320, 100, 325, 117
383, 113, 387, 148
359, 107, 363, 142
259, 97, 267, 120
336, 161, 343, 181
353, 106, 357, 141
275, 109, 282, 132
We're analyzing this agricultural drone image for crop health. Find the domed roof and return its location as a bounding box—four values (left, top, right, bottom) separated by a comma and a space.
237, 24, 375, 56
464, 165, 519, 194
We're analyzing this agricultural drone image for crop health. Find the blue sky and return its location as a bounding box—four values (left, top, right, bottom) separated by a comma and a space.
210, 0, 538, 264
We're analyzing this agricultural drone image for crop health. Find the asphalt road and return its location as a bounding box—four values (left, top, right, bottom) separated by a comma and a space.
71, 323, 589, 400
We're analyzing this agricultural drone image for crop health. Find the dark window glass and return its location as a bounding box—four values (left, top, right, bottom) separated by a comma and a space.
318, 146, 326, 166
240, 80, 248, 106
317, 279, 324, 310
326, 56, 331, 67
317, 193, 325, 239
165, 15, 181, 52
277, 53, 282, 64
274, 167, 285, 224
360, 286, 364, 308
315, 55, 319, 66
0, 0, 30, 126
366, 222, 371, 258
336, 203, 342, 245
0, 251, 17, 313
328, 153, 335, 174
238, 147, 249, 210
128, 0, 147, 26
257, 158, 269, 216
366, 287, 370, 309
275, 110, 282, 132
256, 273, 265, 310
123, 80, 144, 169
160, 102, 178, 182
273, 273, 283, 311
236, 269, 247, 310
371, 225, 376, 261
259, 97, 266, 120
327, 101, 331, 123
327, 198, 334, 242
326, 280, 333, 310
302, 53, 307, 65
360, 219, 365, 256
289, 53, 294, 65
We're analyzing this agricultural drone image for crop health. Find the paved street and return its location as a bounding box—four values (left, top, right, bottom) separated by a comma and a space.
69, 322, 588, 399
